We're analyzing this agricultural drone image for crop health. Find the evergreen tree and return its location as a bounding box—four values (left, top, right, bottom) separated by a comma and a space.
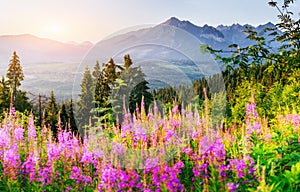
115, 54, 153, 114
92, 60, 101, 81
68, 98, 78, 135
59, 102, 68, 130
128, 80, 152, 114
93, 58, 122, 123
94, 70, 111, 117
0, 76, 10, 114
45, 91, 59, 136
76, 66, 94, 129
103, 58, 120, 85
6, 51, 24, 104
14, 90, 32, 113
92, 55, 152, 123
124, 54, 133, 69
92, 60, 106, 110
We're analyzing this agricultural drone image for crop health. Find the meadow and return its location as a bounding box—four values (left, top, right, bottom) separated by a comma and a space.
1, 94, 300, 191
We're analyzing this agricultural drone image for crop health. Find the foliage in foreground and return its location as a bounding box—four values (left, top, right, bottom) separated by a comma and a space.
0, 97, 300, 191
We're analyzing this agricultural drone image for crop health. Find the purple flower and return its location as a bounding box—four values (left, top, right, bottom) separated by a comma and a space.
172, 120, 181, 128
70, 166, 81, 179
165, 129, 175, 142
9, 107, 16, 118
193, 163, 209, 178
94, 149, 104, 159
144, 157, 159, 169
99, 164, 118, 189
229, 159, 247, 178
47, 143, 60, 163
66, 186, 73, 192
292, 115, 300, 128
283, 114, 300, 129
246, 103, 258, 120
112, 142, 124, 155
37, 166, 52, 185
14, 126, 24, 141
58, 130, 72, 144
248, 121, 262, 134
134, 125, 147, 140
147, 113, 154, 121
4, 144, 20, 168
253, 122, 261, 130
2, 144, 20, 179
183, 147, 193, 155
245, 102, 262, 136
0, 128, 10, 149
227, 182, 239, 192
22, 153, 37, 182
27, 116, 36, 141
83, 176, 92, 185
199, 136, 214, 154
181, 108, 186, 116
121, 122, 133, 138
174, 161, 184, 170
120, 170, 130, 182
172, 105, 179, 114
81, 150, 94, 163
123, 113, 132, 121
192, 131, 199, 139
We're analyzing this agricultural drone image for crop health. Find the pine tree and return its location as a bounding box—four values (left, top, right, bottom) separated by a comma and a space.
124, 54, 133, 69
93, 58, 122, 123
6, 51, 24, 104
92, 60, 101, 81
68, 98, 78, 135
59, 102, 68, 130
92, 61, 104, 110
14, 90, 32, 113
0, 76, 10, 113
103, 58, 120, 85
76, 66, 93, 130
128, 79, 152, 114
93, 55, 152, 123
116, 54, 153, 114
45, 91, 59, 136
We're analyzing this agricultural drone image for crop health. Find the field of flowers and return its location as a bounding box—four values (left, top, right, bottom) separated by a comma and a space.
0, 97, 300, 192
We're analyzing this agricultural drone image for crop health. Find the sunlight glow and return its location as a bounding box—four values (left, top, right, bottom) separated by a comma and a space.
45, 23, 64, 35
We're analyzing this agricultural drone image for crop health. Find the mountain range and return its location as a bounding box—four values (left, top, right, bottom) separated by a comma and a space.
0, 34, 93, 66
0, 17, 278, 99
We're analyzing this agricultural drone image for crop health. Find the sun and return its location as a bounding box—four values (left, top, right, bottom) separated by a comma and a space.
47, 24, 63, 34
42, 23, 67, 40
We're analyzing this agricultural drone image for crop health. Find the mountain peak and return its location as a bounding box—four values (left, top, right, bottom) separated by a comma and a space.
162, 17, 182, 25
257, 22, 276, 29
160, 17, 224, 39
169, 16, 180, 21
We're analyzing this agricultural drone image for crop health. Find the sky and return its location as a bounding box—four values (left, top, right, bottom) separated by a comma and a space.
0, 0, 298, 43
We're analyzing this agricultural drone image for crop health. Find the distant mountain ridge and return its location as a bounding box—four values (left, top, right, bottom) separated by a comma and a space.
161, 17, 277, 49
216, 21, 277, 47
0, 34, 93, 66
79, 17, 278, 73
0, 18, 278, 66
0, 17, 279, 99
163, 17, 225, 39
